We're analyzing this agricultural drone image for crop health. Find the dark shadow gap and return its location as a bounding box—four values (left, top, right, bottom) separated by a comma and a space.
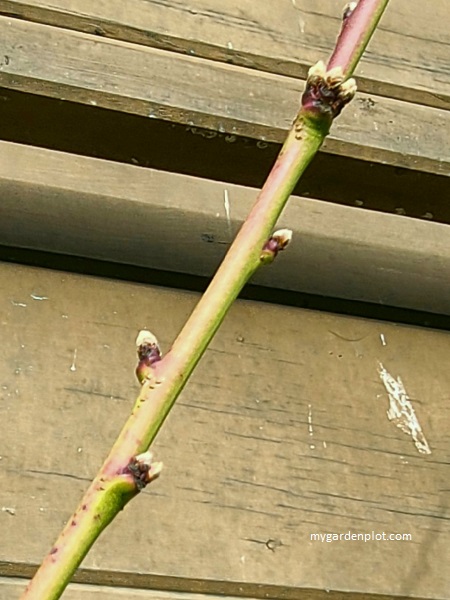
2, 246, 450, 331
0, 88, 448, 223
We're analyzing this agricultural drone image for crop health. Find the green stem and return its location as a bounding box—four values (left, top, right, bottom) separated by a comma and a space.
21, 474, 137, 600
22, 114, 323, 600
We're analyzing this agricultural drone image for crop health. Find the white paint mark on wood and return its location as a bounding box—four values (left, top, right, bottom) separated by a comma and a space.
380, 333, 386, 346
70, 349, 78, 372
307, 403, 313, 436
378, 362, 431, 455
2, 506, 16, 515
11, 300, 27, 307
30, 293, 48, 301
223, 188, 232, 238
290, 1, 305, 32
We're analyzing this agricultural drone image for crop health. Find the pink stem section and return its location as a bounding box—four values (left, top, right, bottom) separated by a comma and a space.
21, 126, 321, 600
327, 0, 389, 76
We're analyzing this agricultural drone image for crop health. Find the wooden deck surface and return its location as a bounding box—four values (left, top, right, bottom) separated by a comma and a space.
1, 263, 450, 598
0, 1, 449, 597
1, 141, 450, 315
1, 0, 448, 109
0, 15, 448, 177
0, 578, 411, 600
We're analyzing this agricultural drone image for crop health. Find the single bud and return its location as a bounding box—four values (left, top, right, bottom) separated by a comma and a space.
325, 66, 345, 89
338, 78, 357, 103
135, 330, 162, 384
128, 450, 163, 490
343, 1, 358, 20
271, 228, 293, 250
136, 330, 159, 352
307, 60, 326, 86
260, 229, 293, 264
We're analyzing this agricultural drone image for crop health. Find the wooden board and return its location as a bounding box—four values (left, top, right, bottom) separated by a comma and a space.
0, 578, 269, 600
0, 0, 449, 111
0, 262, 449, 598
0, 17, 448, 176
0, 578, 406, 600
2, 579, 255, 600
2, 142, 450, 315
0, 573, 412, 600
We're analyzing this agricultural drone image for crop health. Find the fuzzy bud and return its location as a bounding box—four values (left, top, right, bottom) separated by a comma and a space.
302, 60, 357, 120
128, 450, 163, 490
260, 229, 293, 264
343, 2, 358, 20
135, 330, 162, 384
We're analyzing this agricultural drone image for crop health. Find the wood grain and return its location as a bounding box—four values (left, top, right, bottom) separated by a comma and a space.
0, 263, 449, 598
2, 141, 450, 314
0, 0, 448, 110
2, 579, 262, 600
0, 17, 448, 176
0, 577, 416, 600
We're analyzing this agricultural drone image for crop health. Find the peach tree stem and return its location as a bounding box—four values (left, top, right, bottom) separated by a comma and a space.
22, 1, 390, 598
329, 0, 390, 76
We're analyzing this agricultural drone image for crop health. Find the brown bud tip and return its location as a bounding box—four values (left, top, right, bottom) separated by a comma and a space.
128, 451, 163, 489
325, 66, 345, 88
303, 61, 357, 119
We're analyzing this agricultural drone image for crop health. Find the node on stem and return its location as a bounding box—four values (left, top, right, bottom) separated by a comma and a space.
343, 2, 358, 20
127, 450, 163, 490
135, 329, 162, 384
260, 228, 293, 264
302, 60, 357, 121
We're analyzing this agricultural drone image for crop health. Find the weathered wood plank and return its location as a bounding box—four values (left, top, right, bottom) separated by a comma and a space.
2, 141, 450, 315
0, 578, 264, 600
0, 263, 449, 598
0, 577, 423, 600
0, 571, 410, 600
4, 578, 245, 600
0, 17, 448, 176
0, 0, 448, 111
0, 577, 409, 600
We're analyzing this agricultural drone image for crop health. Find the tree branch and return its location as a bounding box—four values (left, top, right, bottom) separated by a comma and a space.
21, 1, 390, 597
